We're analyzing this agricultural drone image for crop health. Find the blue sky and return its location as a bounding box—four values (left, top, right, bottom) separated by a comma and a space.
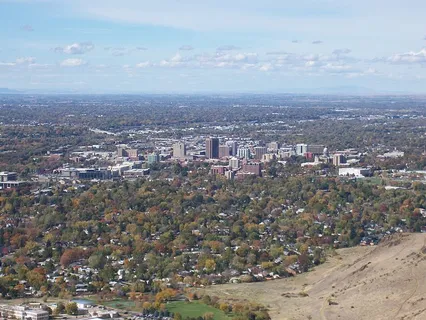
1, 0, 426, 93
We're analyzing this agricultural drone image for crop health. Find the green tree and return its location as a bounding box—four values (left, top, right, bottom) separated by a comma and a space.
65, 302, 78, 315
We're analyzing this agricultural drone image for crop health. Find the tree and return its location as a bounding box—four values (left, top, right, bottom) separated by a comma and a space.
205, 259, 216, 273
203, 312, 214, 320
26, 269, 46, 290
65, 302, 78, 315
88, 252, 107, 269
142, 301, 152, 311
174, 312, 182, 320
219, 303, 230, 313
201, 295, 211, 305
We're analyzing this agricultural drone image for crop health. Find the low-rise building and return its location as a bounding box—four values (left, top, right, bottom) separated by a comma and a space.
0, 171, 28, 189
0, 305, 49, 320
339, 167, 371, 178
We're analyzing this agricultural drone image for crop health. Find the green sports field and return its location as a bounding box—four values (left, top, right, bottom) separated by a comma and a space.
166, 301, 233, 320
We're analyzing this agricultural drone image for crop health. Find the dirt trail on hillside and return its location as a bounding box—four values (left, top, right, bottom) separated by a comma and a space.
202, 233, 426, 320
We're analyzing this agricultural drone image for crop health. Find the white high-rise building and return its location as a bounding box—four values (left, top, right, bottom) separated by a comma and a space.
229, 157, 240, 169
173, 142, 186, 158
237, 148, 251, 159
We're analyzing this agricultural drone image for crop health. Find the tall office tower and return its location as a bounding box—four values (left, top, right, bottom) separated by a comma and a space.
237, 148, 251, 159
173, 142, 186, 158
205, 137, 219, 159
333, 154, 346, 166
254, 146, 268, 160
227, 141, 238, 156
219, 145, 231, 158
229, 157, 240, 169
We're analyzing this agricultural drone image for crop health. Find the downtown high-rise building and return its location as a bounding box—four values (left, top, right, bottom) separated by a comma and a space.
237, 148, 251, 159
173, 142, 186, 158
219, 145, 231, 158
229, 157, 240, 169
205, 137, 219, 159
254, 146, 268, 160
226, 141, 238, 156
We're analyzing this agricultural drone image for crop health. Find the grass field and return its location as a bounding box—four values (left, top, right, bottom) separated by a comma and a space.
99, 299, 136, 310
83, 297, 137, 310
166, 301, 233, 320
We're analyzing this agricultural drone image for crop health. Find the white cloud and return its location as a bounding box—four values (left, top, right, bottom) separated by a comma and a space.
55, 42, 94, 54
60, 58, 87, 67
0, 57, 36, 67
136, 61, 151, 68
388, 48, 426, 64
158, 51, 258, 69
305, 60, 318, 67
28, 63, 52, 69
259, 63, 273, 71
171, 53, 183, 62
16, 57, 36, 65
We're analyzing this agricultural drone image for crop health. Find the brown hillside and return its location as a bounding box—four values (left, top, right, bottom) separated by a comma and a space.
202, 233, 426, 320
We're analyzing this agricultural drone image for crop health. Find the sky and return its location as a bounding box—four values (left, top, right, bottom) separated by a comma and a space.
1, 0, 426, 93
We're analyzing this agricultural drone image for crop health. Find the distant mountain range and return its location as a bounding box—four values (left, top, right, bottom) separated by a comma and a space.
0, 86, 415, 95
0, 88, 21, 94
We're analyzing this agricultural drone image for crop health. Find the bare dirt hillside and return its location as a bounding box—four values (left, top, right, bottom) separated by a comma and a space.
202, 233, 426, 320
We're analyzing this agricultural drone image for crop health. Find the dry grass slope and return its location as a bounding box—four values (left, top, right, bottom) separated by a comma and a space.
202, 233, 426, 320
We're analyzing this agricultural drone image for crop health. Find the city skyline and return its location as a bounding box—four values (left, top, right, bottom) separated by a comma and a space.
1, 0, 426, 93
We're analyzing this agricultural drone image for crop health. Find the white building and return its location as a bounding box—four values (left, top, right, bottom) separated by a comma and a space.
339, 167, 371, 178
237, 148, 251, 159
173, 142, 187, 158
0, 305, 49, 320
381, 150, 404, 158
295, 144, 308, 156
229, 157, 240, 169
